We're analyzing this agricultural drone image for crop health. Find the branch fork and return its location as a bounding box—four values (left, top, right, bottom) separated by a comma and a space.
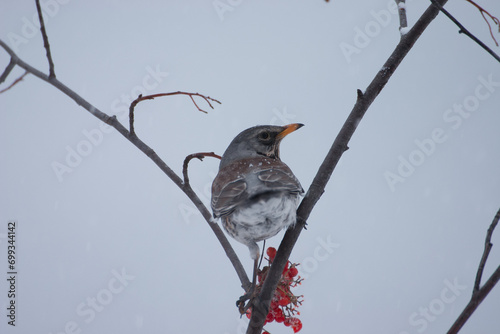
128, 92, 221, 137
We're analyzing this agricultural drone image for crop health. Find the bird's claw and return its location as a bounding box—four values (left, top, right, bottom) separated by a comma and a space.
236, 285, 258, 315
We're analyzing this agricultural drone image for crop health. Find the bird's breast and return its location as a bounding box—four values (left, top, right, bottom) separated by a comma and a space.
226, 191, 300, 243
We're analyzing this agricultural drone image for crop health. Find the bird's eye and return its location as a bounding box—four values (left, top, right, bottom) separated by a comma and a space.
258, 132, 270, 141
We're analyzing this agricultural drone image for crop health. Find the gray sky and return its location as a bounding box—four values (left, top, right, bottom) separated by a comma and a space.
1, 1, 500, 333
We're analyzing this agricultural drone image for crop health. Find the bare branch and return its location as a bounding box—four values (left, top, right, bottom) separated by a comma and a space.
129, 92, 221, 136
179, 151, 252, 289
35, 0, 56, 78
182, 152, 221, 186
474, 207, 500, 293
0, 58, 15, 85
430, 0, 500, 63
465, 0, 500, 46
0, 37, 250, 291
447, 266, 500, 334
447, 208, 500, 334
396, 0, 408, 36
0, 71, 28, 94
247, 0, 456, 332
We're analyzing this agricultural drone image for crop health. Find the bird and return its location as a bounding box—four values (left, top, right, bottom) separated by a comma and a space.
211, 123, 304, 303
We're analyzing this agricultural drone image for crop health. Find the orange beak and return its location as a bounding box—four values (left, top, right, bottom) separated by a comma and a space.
277, 123, 304, 140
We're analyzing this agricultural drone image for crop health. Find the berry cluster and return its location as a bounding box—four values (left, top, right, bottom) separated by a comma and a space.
246, 247, 304, 333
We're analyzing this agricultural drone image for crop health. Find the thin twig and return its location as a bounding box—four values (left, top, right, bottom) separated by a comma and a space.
182, 152, 221, 185
0, 71, 28, 94
0, 38, 250, 291
35, 0, 56, 78
474, 207, 500, 293
447, 207, 500, 334
0, 58, 15, 85
465, 0, 500, 46
430, 0, 500, 63
396, 0, 408, 36
129, 92, 221, 136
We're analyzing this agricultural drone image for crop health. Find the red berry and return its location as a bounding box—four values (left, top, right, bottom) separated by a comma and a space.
270, 299, 279, 310
289, 267, 299, 277
274, 310, 285, 323
266, 247, 277, 260
275, 288, 288, 301
271, 305, 281, 315
290, 318, 303, 333
278, 296, 290, 306
245, 310, 251, 319
266, 311, 274, 323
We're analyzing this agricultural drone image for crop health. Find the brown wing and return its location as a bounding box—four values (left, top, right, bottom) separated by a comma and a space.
211, 178, 248, 218
257, 168, 304, 194
211, 158, 303, 218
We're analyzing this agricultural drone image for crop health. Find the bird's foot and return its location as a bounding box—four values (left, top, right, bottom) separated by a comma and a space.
236, 284, 258, 315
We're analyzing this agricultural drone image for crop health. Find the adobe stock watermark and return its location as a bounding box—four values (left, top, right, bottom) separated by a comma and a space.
48, 268, 135, 334
298, 235, 340, 279
6, 0, 72, 53
51, 64, 169, 183
213, 0, 244, 21
269, 106, 297, 126
385, 73, 499, 192
398, 277, 466, 334
339, 0, 414, 64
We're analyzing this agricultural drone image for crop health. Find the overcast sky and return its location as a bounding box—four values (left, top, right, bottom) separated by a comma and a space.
1, 1, 500, 333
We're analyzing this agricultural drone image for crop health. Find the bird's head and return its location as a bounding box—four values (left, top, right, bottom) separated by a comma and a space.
220, 123, 304, 168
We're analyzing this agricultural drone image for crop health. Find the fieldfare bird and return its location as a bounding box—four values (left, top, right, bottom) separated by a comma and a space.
211, 124, 304, 303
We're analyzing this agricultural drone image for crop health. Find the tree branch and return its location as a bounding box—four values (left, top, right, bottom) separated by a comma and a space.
179, 151, 252, 289
129, 92, 221, 137
0, 58, 15, 85
446, 266, 500, 334
447, 208, 500, 334
247, 0, 454, 332
35, 0, 56, 78
464, 0, 500, 46
182, 152, 221, 186
430, 0, 500, 63
474, 207, 500, 293
396, 0, 408, 36
0, 37, 250, 292
0, 70, 28, 94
